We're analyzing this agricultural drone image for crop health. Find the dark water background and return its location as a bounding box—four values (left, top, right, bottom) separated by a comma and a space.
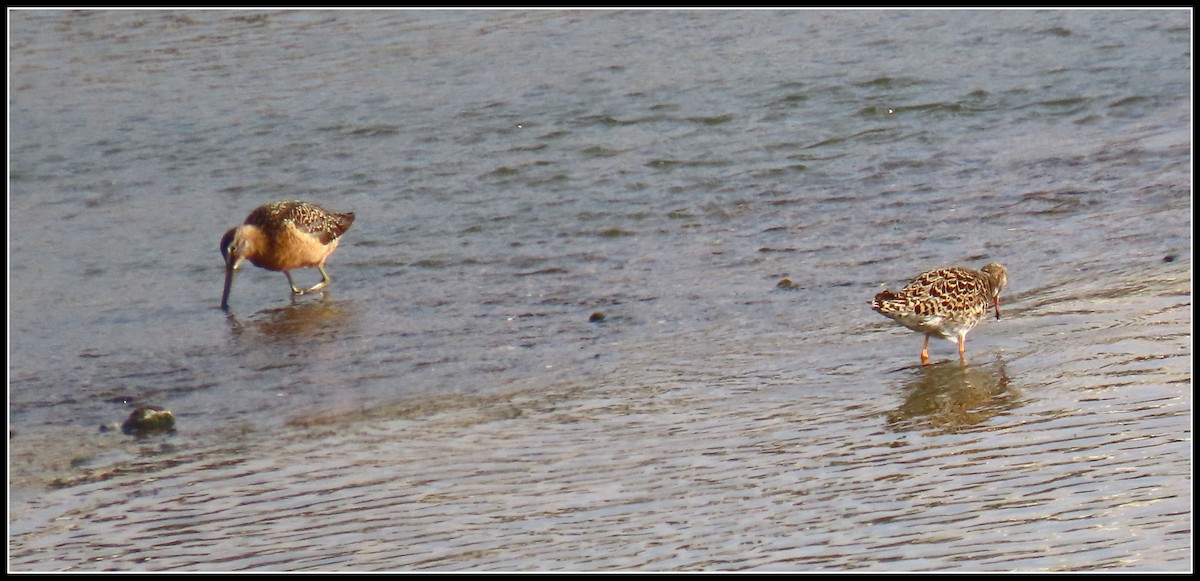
8, 9, 1192, 571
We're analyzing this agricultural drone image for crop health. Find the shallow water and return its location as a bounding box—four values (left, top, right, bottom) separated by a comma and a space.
8, 9, 1192, 571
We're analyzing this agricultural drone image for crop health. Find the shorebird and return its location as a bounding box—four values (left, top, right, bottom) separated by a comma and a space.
872, 263, 1008, 365
220, 200, 355, 309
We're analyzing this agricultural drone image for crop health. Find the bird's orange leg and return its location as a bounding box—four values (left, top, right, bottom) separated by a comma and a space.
921, 336, 931, 366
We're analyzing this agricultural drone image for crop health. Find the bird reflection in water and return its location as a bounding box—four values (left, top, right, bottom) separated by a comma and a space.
225, 293, 352, 345
886, 359, 1021, 434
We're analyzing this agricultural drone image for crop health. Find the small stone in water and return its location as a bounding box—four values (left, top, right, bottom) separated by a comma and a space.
121, 406, 176, 436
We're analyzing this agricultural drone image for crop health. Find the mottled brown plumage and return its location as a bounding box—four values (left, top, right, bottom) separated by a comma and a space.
221, 200, 355, 309
872, 263, 1008, 365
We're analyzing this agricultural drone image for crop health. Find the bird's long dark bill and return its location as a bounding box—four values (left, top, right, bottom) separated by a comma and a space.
994, 297, 1002, 320
221, 262, 236, 309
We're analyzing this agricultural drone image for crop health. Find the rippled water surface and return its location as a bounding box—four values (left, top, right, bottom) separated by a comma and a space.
8, 9, 1192, 571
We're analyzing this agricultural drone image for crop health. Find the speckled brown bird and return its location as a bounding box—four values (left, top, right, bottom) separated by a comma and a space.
872, 263, 1008, 365
220, 200, 355, 309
